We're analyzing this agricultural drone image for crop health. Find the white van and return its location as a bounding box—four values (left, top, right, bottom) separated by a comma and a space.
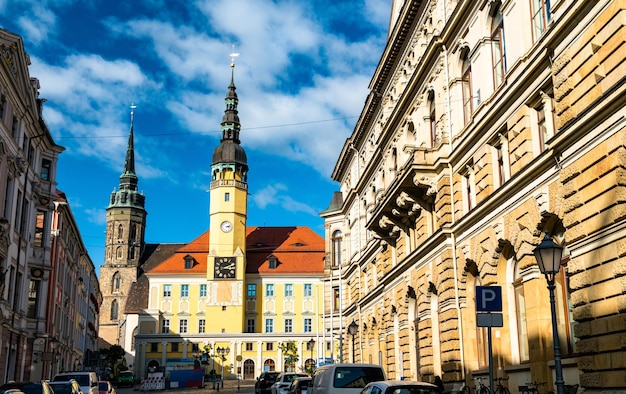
309, 364, 386, 394
53, 371, 98, 394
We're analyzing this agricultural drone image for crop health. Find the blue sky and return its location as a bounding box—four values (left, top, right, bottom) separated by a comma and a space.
0, 0, 389, 273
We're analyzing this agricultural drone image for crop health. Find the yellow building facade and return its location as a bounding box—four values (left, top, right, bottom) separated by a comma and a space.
126, 67, 333, 381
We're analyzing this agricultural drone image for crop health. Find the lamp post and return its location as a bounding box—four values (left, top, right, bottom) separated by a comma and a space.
347, 320, 358, 363
49, 337, 59, 380
307, 339, 315, 375
216, 346, 230, 389
533, 233, 565, 394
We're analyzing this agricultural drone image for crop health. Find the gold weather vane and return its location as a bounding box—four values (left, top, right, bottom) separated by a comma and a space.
230, 44, 240, 68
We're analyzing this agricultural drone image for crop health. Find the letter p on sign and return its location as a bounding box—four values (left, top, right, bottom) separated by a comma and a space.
476, 286, 502, 312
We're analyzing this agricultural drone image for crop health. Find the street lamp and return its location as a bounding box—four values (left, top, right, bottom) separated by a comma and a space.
347, 320, 358, 363
307, 339, 316, 375
216, 346, 230, 389
49, 337, 59, 379
533, 232, 565, 394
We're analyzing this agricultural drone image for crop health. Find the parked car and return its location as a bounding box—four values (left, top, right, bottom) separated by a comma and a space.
309, 364, 386, 394
53, 372, 98, 394
0, 382, 54, 394
116, 371, 134, 388
48, 380, 83, 394
271, 373, 310, 394
97, 381, 115, 394
288, 377, 312, 394
256, 372, 280, 394
359, 380, 440, 394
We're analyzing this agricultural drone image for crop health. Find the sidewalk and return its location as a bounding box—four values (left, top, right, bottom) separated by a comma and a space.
124, 378, 256, 393
197, 379, 255, 393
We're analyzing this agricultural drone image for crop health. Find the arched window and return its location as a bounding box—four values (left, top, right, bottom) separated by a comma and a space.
129, 223, 137, 242
331, 230, 342, 267
117, 224, 123, 240
112, 272, 121, 293
513, 261, 529, 361
556, 254, 576, 355
131, 327, 137, 351
111, 299, 118, 320
428, 91, 436, 147
491, 3, 506, 87
461, 49, 473, 125
263, 359, 275, 372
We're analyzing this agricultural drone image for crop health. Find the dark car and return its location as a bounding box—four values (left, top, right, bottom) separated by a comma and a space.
256, 372, 280, 394
0, 382, 54, 394
288, 377, 312, 394
48, 380, 83, 394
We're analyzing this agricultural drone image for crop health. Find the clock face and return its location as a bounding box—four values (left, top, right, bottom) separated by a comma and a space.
214, 257, 236, 279
220, 221, 233, 232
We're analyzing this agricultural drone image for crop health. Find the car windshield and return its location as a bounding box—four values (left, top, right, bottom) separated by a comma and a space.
387, 388, 439, 394
49, 384, 72, 394
53, 376, 89, 387
265, 373, 279, 381
286, 374, 308, 383
98, 383, 108, 391
333, 367, 385, 389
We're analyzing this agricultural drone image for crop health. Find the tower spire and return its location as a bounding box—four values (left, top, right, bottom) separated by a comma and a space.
120, 103, 138, 191
211, 47, 248, 180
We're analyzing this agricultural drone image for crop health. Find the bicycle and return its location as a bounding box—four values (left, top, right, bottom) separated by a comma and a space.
465, 377, 489, 394
519, 381, 547, 394
494, 377, 510, 394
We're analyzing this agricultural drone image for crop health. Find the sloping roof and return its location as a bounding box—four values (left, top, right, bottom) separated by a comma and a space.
145, 226, 325, 276
124, 243, 183, 313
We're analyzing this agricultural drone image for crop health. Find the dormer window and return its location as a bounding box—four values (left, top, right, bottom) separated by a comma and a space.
184, 255, 195, 269
268, 256, 278, 269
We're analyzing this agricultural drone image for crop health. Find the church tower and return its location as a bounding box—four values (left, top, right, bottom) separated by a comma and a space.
99, 106, 147, 347
206, 59, 248, 331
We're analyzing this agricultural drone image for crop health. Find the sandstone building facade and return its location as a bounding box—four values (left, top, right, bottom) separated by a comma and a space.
0, 29, 101, 383
322, 0, 626, 392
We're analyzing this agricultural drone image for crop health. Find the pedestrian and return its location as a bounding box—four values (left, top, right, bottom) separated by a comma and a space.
434, 375, 444, 393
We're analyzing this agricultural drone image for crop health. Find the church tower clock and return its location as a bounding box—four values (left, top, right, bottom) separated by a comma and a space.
207, 59, 248, 331
99, 106, 147, 347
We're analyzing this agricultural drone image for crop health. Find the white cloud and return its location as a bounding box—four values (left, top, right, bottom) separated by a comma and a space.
253, 183, 317, 216
14, 0, 387, 184
100, 0, 384, 178
30, 53, 165, 178
84, 207, 107, 225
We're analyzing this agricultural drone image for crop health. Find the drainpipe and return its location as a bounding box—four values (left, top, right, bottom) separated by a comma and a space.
442, 42, 466, 382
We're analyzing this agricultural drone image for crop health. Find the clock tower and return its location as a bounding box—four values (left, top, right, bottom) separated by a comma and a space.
207, 60, 248, 330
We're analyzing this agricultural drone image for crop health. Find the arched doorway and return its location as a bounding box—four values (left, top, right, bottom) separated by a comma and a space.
147, 360, 160, 374
243, 359, 255, 379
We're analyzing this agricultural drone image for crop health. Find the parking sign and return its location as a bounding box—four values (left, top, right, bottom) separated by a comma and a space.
476, 286, 502, 312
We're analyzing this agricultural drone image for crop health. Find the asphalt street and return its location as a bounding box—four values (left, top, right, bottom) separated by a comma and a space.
115, 380, 256, 394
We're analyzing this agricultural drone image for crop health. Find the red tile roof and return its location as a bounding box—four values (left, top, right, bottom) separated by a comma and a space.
146, 226, 325, 275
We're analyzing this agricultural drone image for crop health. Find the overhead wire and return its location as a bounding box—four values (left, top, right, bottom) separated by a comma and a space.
53, 115, 360, 140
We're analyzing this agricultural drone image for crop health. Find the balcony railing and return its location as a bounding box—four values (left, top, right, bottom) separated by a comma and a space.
210, 179, 248, 190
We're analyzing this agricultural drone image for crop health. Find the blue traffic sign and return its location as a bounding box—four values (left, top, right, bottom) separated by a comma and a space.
476, 286, 502, 312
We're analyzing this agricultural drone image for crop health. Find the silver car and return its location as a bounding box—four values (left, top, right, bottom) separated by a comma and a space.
359, 380, 441, 394
271, 373, 310, 394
